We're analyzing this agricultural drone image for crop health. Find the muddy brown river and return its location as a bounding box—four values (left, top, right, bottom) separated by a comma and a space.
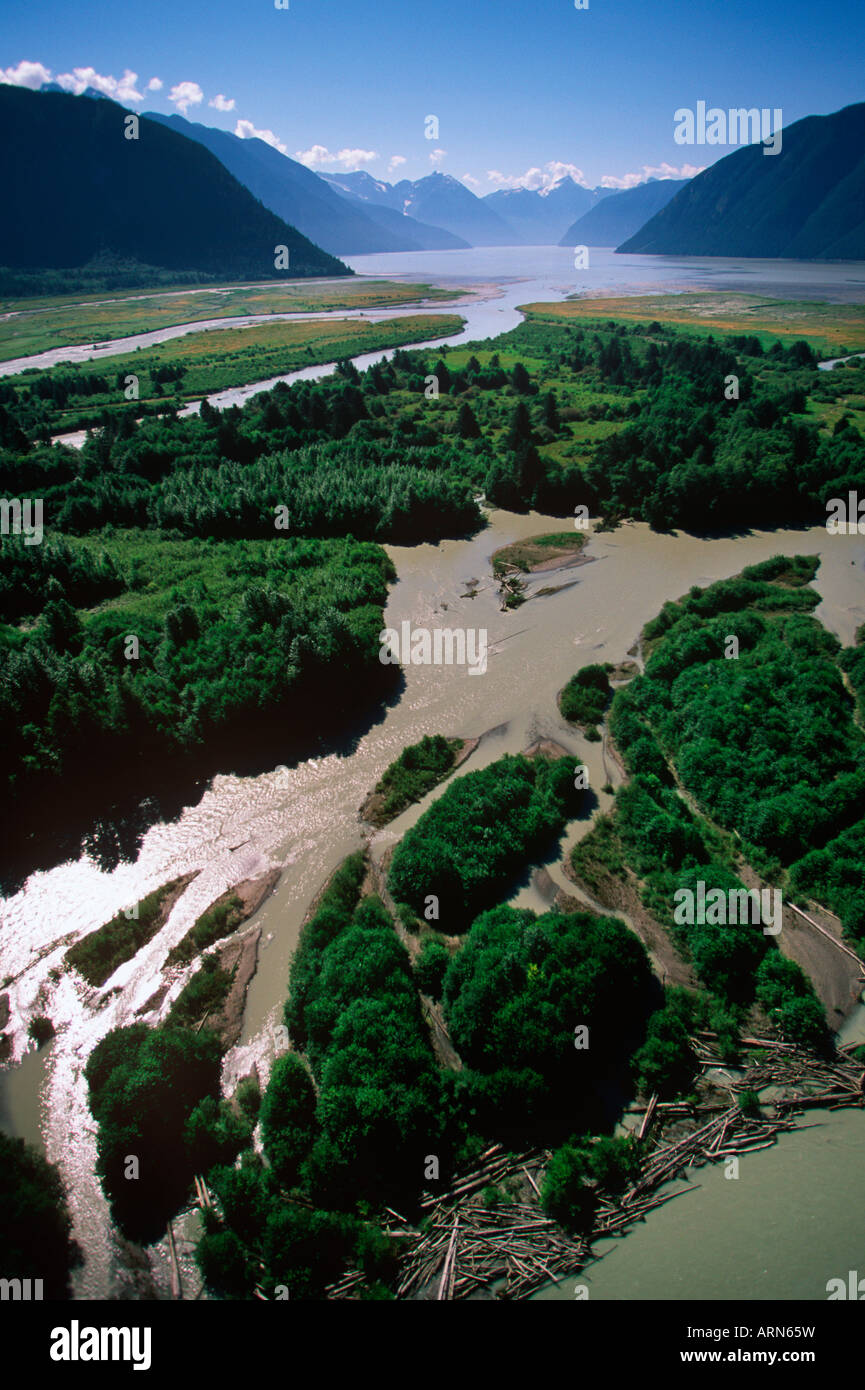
2, 245, 865, 1298
2, 505, 863, 1299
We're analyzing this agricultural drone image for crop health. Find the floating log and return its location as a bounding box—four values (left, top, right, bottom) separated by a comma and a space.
638, 1093, 658, 1140
166, 1220, 182, 1300
438, 1216, 460, 1301
522, 1164, 542, 1198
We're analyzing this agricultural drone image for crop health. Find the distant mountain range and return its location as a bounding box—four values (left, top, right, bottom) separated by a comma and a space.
323, 172, 621, 248
397, 172, 518, 246
0, 86, 348, 281
20, 86, 688, 259
619, 103, 865, 259
9, 85, 857, 283
318, 172, 468, 250
484, 182, 612, 245
560, 179, 688, 247
151, 115, 467, 254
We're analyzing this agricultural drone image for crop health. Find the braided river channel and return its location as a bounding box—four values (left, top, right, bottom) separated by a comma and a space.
1, 246, 864, 1299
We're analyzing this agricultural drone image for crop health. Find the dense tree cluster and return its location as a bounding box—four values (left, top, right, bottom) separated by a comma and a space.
259, 1054, 318, 1186
1, 534, 395, 835
541, 1134, 642, 1233
630, 989, 698, 1098
613, 556, 865, 948
196, 1153, 384, 1300
0, 534, 122, 623
565, 557, 863, 1047
84, 1023, 236, 1242
387, 754, 578, 928
286, 892, 443, 1208
368, 733, 461, 825
2, 315, 860, 847
0, 1133, 79, 1299
442, 905, 655, 1132
558, 662, 613, 736
413, 936, 451, 1000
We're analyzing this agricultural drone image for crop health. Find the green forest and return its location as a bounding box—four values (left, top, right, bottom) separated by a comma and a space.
0, 1132, 80, 1298
571, 555, 864, 1056
3, 309, 863, 858
74, 553, 861, 1295
5, 301, 864, 1298
387, 754, 578, 927
187, 813, 664, 1296
611, 556, 865, 950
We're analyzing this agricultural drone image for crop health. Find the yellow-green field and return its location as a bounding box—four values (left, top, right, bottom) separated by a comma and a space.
0, 279, 463, 360
20, 313, 465, 426
521, 293, 865, 356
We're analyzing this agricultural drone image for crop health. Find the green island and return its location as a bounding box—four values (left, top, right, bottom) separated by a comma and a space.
65, 874, 196, 986
558, 662, 614, 738
166, 891, 245, 968
11, 313, 465, 436
360, 733, 465, 827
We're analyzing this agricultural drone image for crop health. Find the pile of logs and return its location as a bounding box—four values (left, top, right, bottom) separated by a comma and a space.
397, 1192, 589, 1301
741, 1040, 865, 1113
325, 1036, 864, 1301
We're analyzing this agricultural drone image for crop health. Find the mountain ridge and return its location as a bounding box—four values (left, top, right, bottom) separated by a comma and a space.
0, 87, 349, 283
559, 179, 689, 247
619, 103, 865, 259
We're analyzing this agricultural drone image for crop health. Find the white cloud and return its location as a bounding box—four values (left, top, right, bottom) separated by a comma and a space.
600, 161, 703, 189
388, 154, 407, 173
429, 147, 447, 166
0, 59, 52, 89
235, 118, 288, 154
209, 93, 235, 112
294, 144, 378, 170
147, 77, 163, 92
542, 161, 588, 189
461, 172, 481, 188
486, 161, 588, 192
57, 66, 143, 102
168, 80, 203, 114
486, 167, 541, 190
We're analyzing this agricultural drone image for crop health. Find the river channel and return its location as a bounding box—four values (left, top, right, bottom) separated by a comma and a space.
1, 250, 863, 1300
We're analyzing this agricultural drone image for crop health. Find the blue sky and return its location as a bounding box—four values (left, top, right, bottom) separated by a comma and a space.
2, 0, 863, 190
